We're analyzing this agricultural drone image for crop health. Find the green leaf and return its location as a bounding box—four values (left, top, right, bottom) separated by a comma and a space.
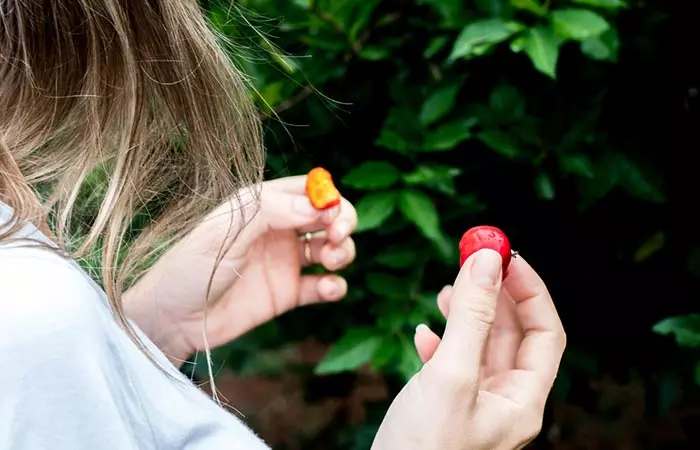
581, 28, 620, 62
371, 338, 400, 370
490, 84, 526, 121
403, 164, 463, 195
396, 334, 423, 382
359, 46, 391, 61
355, 191, 398, 232
510, 36, 525, 52
300, 35, 349, 52
616, 154, 665, 203
375, 107, 423, 154
376, 246, 419, 268
633, 231, 665, 262
366, 273, 408, 298
416, 292, 445, 323
449, 19, 524, 61
424, 36, 450, 59
398, 189, 440, 240
477, 129, 520, 158
534, 172, 556, 200
292, 0, 312, 9
560, 153, 595, 178
258, 81, 285, 108
510, 0, 547, 16
422, 118, 476, 150
407, 303, 435, 327
580, 37, 611, 61
571, 0, 627, 10
315, 328, 383, 375
419, 83, 462, 126
552, 9, 611, 41
512, 117, 544, 145
396, 192, 454, 256
347, 0, 382, 41
577, 152, 620, 202
653, 315, 700, 348
376, 309, 409, 332
342, 161, 402, 190
474, 0, 511, 16
397, 189, 452, 259
455, 192, 487, 212
520, 27, 561, 78
375, 129, 412, 153
417, 0, 467, 28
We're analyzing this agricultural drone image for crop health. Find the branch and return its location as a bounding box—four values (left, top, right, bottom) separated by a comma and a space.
273, 87, 314, 114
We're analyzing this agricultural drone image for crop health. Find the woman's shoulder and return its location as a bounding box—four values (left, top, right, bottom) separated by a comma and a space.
0, 199, 113, 362
0, 240, 95, 298
0, 242, 107, 343
0, 200, 99, 311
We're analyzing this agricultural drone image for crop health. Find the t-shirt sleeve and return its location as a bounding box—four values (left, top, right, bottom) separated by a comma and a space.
0, 250, 149, 450
0, 248, 270, 450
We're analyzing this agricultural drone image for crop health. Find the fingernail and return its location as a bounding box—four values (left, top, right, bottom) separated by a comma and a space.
330, 248, 346, 265
323, 206, 340, 222
469, 249, 502, 287
334, 220, 351, 238
293, 196, 320, 216
320, 277, 341, 297
415, 323, 429, 334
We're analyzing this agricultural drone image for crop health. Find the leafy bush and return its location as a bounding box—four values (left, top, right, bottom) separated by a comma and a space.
86, 0, 687, 446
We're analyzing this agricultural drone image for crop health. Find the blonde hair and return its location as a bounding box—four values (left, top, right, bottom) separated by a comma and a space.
0, 0, 265, 389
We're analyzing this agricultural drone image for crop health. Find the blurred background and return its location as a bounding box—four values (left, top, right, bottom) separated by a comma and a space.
98, 0, 692, 448
190, 1, 687, 448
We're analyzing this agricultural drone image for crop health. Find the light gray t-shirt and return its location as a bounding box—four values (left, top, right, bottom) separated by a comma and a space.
0, 201, 269, 450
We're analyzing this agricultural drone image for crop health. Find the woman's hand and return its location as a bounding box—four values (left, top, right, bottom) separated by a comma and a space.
372, 249, 566, 450
124, 176, 357, 363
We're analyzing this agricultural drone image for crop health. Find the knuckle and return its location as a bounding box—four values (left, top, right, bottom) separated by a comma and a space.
346, 241, 357, 259
345, 236, 356, 251
552, 322, 567, 355
559, 328, 568, 351
480, 282, 501, 297
464, 296, 497, 328
346, 200, 359, 227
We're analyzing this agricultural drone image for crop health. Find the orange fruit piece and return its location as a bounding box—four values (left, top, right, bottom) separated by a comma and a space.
306, 167, 341, 210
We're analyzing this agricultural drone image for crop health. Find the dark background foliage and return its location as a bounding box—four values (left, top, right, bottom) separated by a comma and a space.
91, 0, 694, 447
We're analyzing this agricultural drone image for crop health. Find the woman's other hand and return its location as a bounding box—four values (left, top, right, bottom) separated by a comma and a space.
124, 175, 357, 362
372, 250, 566, 450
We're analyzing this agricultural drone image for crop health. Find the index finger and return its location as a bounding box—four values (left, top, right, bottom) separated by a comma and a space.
296, 195, 356, 244
504, 256, 566, 395
265, 175, 307, 193
265, 176, 356, 243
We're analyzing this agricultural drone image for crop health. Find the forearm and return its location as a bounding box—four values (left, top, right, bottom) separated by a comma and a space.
120, 232, 215, 369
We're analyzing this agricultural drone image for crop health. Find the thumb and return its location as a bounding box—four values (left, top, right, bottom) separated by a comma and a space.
431, 249, 503, 387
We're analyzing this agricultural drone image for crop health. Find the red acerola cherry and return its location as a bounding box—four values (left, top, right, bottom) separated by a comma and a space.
459, 225, 514, 277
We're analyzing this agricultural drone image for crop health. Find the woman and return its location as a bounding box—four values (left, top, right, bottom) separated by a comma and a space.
0, 0, 566, 449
